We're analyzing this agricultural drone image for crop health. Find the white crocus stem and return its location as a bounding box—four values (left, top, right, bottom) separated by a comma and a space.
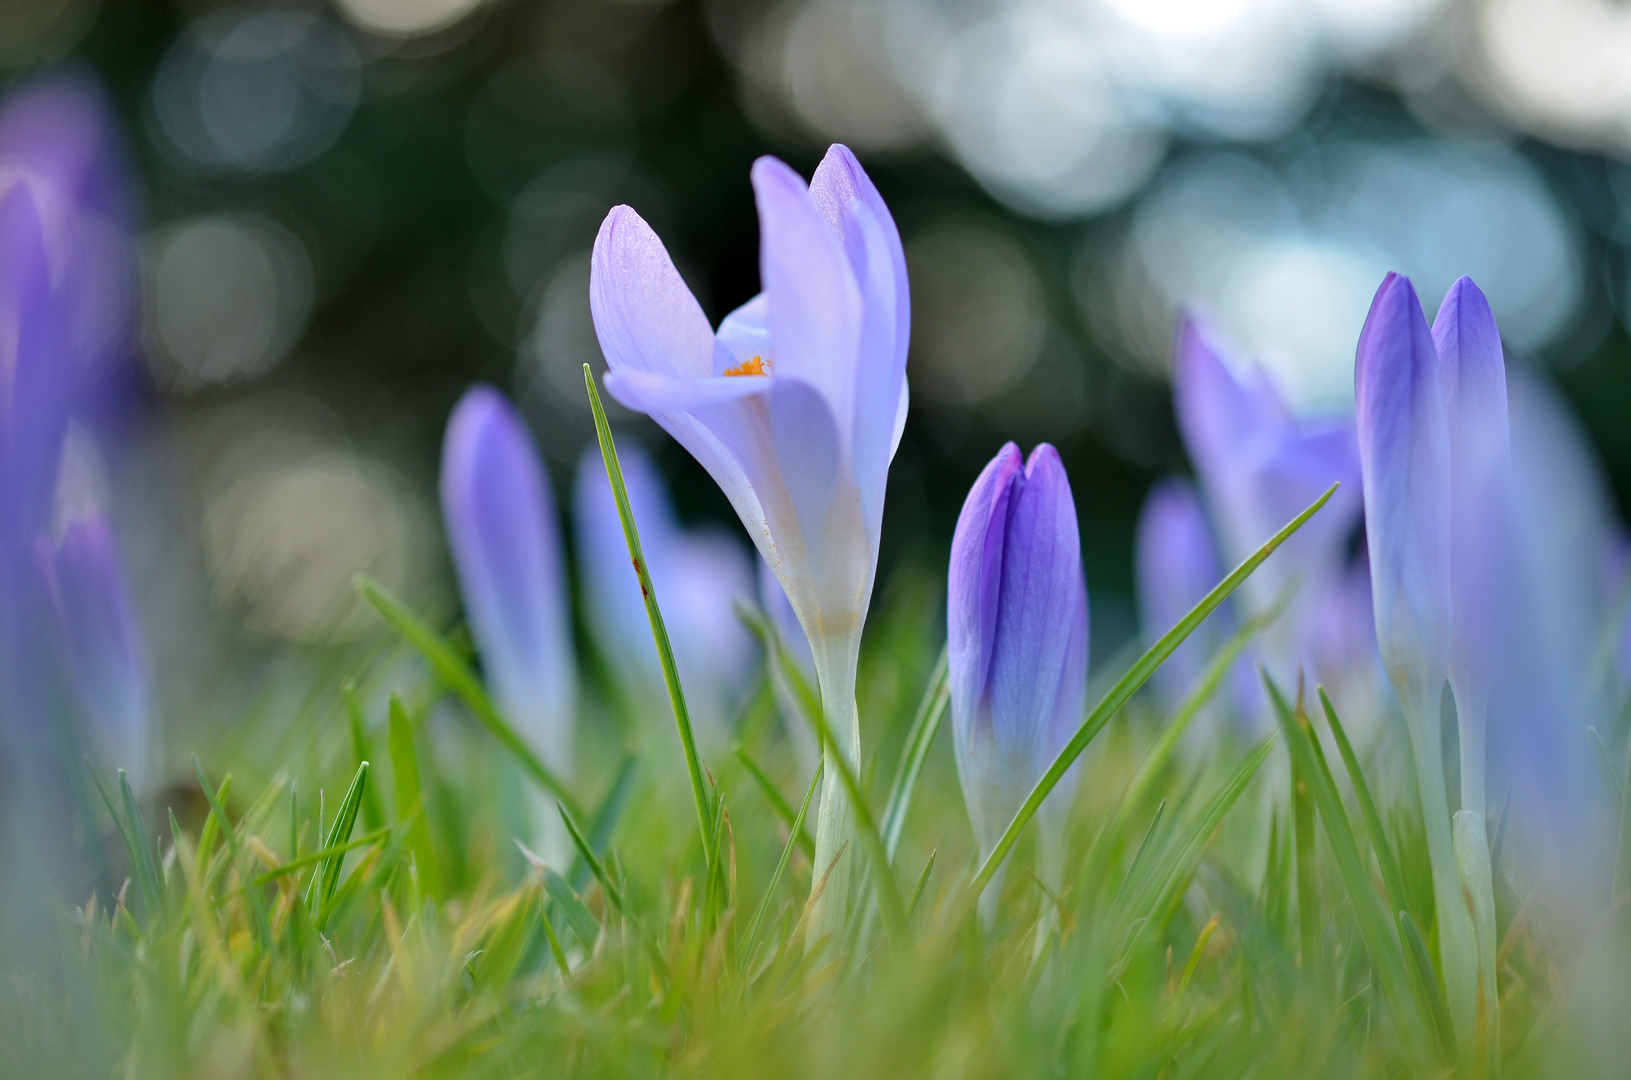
1453, 809, 1500, 1066
806, 633, 863, 947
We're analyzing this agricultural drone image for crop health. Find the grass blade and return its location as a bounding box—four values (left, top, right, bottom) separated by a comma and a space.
345, 682, 387, 831
1264, 677, 1423, 1049
1400, 910, 1458, 1060
734, 744, 814, 858
355, 575, 580, 816
972, 482, 1339, 898
307, 761, 370, 918
906, 849, 937, 922
743, 762, 823, 960
880, 646, 949, 860
387, 694, 440, 899
584, 363, 716, 881
119, 770, 164, 921
558, 801, 625, 915
1317, 689, 1409, 925
574, 752, 639, 892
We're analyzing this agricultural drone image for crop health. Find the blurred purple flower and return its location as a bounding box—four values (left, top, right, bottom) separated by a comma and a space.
36, 511, 151, 783
948, 443, 1088, 862
441, 386, 576, 774
1171, 315, 1363, 694
589, 143, 909, 931
573, 442, 756, 749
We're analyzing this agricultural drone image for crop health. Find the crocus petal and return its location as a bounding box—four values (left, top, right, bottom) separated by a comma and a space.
36, 511, 150, 780
440, 386, 575, 771
947, 443, 1023, 727
1431, 277, 1512, 718
1355, 272, 1451, 707
590, 205, 715, 380
751, 156, 863, 438
809, 144, 910, 372
712, 294, 773, 376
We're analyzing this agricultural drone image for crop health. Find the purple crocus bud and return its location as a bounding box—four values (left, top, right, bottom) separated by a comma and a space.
1171, 315, 1361, 692
1134, 477, 1227, 709
590, 144, 909, 935
573, 442, 756, 749
1431, 276, 1513, 815
440, 386, 576, 775
948, 443, 1088, 866
36, 511, 151, 784
1355, 273, 1452, 719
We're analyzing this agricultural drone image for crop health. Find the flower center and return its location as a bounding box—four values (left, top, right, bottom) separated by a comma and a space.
723, 355, 769, 377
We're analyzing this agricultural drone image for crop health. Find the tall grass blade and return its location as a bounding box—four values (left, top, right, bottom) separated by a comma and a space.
880, 646, 949, 859
558, 801, 625, 915
584, 363, 716, 880
307, 760, 370, 918
345, 682, 386, 830
734, 744, 814, 858
1317, 688, 1409, 920
355, 575, 580, 816
906, 849, 937, 923
1400, 910, 1457, 1060
387, 695, 440, 898
119, 770, 164, 921
1264, 677, 1423, 1048
743, 762, 822, 960
971, 483, 1339, 898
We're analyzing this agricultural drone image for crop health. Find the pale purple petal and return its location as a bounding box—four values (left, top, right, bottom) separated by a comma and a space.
808, 144, 910, 373
590, 205, 715, 380
1355, 272, 1451, 705
440, 387, 575, 771
751, 156, 863, 435
712, 294, 772, 376
947, 443, 1022, 731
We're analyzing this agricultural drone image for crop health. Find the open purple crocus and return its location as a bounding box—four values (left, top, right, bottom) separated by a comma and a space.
588, 144, 909, 936
948, 443, 1088, 871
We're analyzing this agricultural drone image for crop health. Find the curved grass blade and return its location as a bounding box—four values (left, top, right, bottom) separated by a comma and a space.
255, 827, 390, 886
1317, 689, 1408, 922
574, 751, 639, 892
584, 363, 715, 880
906, 849, 937, 923
1401, 910, 1458, 1060
734, 744, 814, 859
743, 762, 822, 960
880, 646, 949, 859
971, 482, 1339, 898
355, 575, 580, 816
558, 801, 625, 915
1264, 677, 1424, 1049
306, 761, 369, 918
387, 695, 440, 899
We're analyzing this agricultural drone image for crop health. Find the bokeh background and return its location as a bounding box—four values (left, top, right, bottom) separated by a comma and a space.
14, 0, 1631, 735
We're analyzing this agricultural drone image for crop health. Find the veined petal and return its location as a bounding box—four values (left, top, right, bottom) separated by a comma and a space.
440, 387, 575, 771
751, 156, 864, 438
1432, 276, 1513, 718
948, 443, 1023, 735
1355, 272, 1451, 706
988, 446, 1083, 762
809, 144, 910, 372
590, 205, 715, 380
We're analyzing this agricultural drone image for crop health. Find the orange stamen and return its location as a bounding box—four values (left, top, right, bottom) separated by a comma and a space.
723, 355, 769, 377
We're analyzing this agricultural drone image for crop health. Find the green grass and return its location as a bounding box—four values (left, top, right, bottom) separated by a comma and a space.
4, 439, 1627, 1078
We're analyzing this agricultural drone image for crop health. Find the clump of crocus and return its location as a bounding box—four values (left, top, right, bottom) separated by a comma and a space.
440, 387, 576, 783
588, 144, 909, 938
37, 509, 152, 785
573, 442, 756, 750
948, 443, 1088, 912
1355, 272, 1510, 1049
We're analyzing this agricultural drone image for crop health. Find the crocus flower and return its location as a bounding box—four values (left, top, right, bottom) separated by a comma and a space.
573, 442, 756, 749
948, 443, 1088, 871
440, 386, 576, 777
589, 144, 909, 934
1171, 315, 1363, 699
36, 510, 151, 784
